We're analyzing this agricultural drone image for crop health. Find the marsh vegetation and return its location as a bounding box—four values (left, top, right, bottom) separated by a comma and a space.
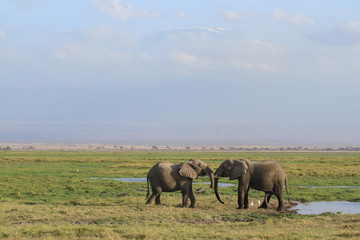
0, 151, 359, 239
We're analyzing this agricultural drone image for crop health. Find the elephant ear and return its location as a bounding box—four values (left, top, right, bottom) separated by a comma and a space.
229, 161, 248, 180
179, 162, 198, 180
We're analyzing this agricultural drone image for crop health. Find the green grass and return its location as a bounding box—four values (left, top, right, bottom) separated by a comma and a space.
0, 151, 360, 239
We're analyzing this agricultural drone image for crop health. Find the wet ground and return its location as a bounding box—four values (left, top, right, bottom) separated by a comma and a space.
90, 177, 360, 214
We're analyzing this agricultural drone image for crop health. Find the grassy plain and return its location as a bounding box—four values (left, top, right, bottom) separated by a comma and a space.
0, 151, 359, 239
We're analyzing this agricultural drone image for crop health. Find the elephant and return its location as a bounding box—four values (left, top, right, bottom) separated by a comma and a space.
214, 159, 290, 211
146, 159, 215, 208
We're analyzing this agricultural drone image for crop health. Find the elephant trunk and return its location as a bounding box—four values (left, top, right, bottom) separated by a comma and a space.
214, 165, 225, 204
214, 177, 224, 204
205, 167, 215, 189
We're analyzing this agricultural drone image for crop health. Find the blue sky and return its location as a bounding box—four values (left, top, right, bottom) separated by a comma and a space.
1, 0, 360, 145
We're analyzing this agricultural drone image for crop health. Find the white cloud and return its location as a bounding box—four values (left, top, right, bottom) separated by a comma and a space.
270, 8, 315, 26
171, 51, 197, 65
0, 30, 6, 38
50, 26, 284, 83
52, 25, 138, 63
221, 11, 245, 22
197, 27, 227, 33
91, 0, 159, 21
178, 11, 189, 19
270, 9, 286, 22
86, 25, 137, 46
170, 27, 227, 35
146, 29, 283, 76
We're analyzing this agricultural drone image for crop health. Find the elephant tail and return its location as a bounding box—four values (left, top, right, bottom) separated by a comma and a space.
285, 177, 291, 204
146, 175, 150, 199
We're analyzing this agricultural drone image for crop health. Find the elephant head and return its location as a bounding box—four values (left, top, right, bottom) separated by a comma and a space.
179, 159, 215, 188
214, 159, 248, 204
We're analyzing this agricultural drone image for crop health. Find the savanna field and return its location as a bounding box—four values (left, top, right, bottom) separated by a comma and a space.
0, 151, 359, 239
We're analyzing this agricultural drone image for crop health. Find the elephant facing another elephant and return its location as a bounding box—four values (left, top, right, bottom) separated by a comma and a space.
146, 159, 215, 208
214, 159, 290, 211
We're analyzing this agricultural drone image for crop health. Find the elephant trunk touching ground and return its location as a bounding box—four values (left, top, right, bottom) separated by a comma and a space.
214, 159, 290, 211
214, 177, 224, 204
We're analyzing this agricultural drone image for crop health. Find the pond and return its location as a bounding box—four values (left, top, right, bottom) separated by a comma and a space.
291, 201, 360, 215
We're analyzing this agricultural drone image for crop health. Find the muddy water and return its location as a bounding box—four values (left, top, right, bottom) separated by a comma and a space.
291, 201, 360, 215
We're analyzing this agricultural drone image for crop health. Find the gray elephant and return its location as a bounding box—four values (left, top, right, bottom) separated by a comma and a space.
214, 159, 290, 211
146, 159, 215, 208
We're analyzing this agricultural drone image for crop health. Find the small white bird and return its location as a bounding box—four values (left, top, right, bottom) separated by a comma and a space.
257, 200, 261, 205
250, 201, 254, 206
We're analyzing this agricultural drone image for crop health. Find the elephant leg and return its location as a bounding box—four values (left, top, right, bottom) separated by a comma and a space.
259, 192, 272, 209
276, 194, 285, 211
188, 184, 196, 208
146, 193, 156, 205
146, 187, 162, 205
244, 189, 249, 209
275, 185, 285, 211
267, 192, 272, 204
155, 195, 161, 205
181, 188, 189, 208
237, 187, 246, 209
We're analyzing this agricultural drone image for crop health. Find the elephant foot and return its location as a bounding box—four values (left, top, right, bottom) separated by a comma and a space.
189, 206, 195, 208
258, 202, 269, 209
277, 206, 285, 211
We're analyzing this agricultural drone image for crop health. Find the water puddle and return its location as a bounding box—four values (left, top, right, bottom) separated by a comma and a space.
89, 178, 360, 190
89, 177, 235, 187
195, 182, 235, 187
89, 177, 360, 214
291, 201, 360, 215
89, 177, 147, 182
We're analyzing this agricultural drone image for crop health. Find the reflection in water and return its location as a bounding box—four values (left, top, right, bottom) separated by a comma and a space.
291, 201, 360, 215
